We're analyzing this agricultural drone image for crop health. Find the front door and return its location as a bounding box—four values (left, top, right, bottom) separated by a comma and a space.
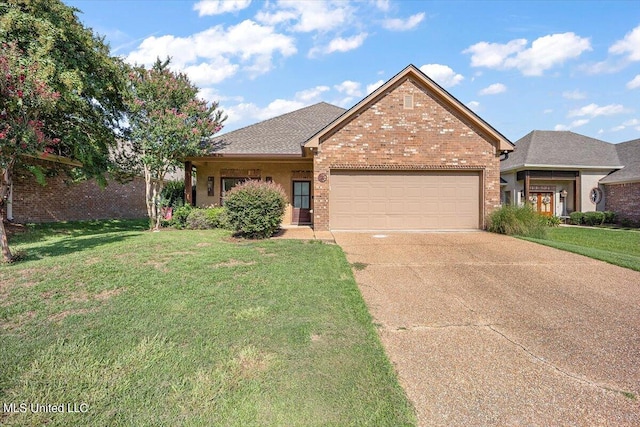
531, 192, 554, 216
292, 181, 311, 224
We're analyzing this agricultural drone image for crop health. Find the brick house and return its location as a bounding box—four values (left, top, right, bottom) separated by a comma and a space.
5, 156, 147, 223
185, 64, 514, 231
500, 131, 640, 222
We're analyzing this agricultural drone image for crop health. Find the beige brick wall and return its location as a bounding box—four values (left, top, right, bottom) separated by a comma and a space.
605, 182, 640, 222
9, 159, 147, 223
312, 77, 502, 231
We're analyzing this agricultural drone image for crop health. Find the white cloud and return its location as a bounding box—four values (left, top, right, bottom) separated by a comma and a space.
627, 74, 640, 89
193, 0, 251, 16
326, 32, 368, 54
225, 99, 306, 124
257, 0, 353, 33
464, 33, 591, 76
624, 118, 640, 126
568, 103, 627, 118
295, 85, 330, 102
310, 32, 368, 57
334, 80, 363, 97
611, 125, 626, 132
479, 83, 506, 95
382, 12, 425, 31
467, 101, 480, 109
375, 0, 390, 12
562, 90, 587, 100
464, 39, 527, 68
183, 59, 239, 86
366, 79, 385, 94
419, 64, 464, 88
554, 119, 589, 131
543, 109, 553, 114
609, 24, 640, 61
126, 20, 296, 84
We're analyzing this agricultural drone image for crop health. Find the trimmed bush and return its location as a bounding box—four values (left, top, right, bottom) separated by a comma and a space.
603, 211, 617, 224
569, 211, 584, 225
205, 207, 228, 229
224, 180, 287, 238
186, 208, 212, 230
487, 204, 547, 238
169, 204, 193, 229
583, 211, 605, 226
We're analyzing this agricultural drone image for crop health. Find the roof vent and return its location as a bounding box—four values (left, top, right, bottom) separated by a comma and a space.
404, 94, 414, 109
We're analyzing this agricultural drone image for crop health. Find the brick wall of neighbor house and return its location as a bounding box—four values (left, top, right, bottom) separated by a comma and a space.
605, 182, 640, 222
9, 160, 147, 223
312, 78, 502, 231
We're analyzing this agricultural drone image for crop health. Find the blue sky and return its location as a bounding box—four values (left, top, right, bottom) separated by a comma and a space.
66, 0, 640, 143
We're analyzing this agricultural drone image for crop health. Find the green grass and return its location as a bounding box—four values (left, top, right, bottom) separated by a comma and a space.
1, 220, 415, 426
522, 226, 640, 271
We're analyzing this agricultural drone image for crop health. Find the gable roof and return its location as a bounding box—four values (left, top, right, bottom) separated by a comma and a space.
207, 102, 345, 156
600, 138, 640, 184
501, 130, 623, 172
305, 64, 514, 152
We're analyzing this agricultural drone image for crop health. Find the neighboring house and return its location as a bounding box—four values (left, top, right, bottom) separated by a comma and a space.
184, 64, 514, 231
5, 156, 147, 223
500, 131, 640, 222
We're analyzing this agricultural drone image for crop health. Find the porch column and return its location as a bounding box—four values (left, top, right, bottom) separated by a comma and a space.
523, 170, 530, 202
185, 161, 193, 206
575, 172, 581, 212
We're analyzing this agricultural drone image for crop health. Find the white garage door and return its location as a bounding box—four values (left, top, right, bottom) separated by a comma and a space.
329, 170, 480, 230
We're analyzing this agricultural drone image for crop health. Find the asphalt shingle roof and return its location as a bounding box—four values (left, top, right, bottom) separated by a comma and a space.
601, 138, 640, 183
501, 130, 623, 171
208, 102, 346, 155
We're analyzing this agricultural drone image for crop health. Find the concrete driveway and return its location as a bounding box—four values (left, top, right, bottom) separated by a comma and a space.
334, 231, 640, 427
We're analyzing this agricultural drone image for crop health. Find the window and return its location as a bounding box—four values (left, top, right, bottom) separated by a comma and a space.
501, 190, 512, 205
220, 177, 253, 205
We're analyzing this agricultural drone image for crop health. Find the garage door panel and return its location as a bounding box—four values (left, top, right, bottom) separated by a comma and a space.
330, 171, 480, 230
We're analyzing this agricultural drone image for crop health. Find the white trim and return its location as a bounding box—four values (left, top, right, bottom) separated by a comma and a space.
501, 164, 622, 173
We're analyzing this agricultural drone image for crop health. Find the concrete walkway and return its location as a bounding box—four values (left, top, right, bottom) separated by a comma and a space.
334, 231, 640, 426
271, 226, 335, 242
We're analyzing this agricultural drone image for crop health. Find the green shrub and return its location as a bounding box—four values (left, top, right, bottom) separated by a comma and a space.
205, 207, 228, 229
569, 211, 584, 225
161, 180, 186, 208
603, 211, 617, 224
224, 180, 287, 239
544, 215, 562, 227
583, 211, 605, 226
169, 204, 193, 229
186, 208, 213, 230
487, 204, 547, 238
619, 217, 638, 228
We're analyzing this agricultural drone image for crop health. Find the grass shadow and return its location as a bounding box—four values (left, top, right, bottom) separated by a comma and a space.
17, 233, 142, 261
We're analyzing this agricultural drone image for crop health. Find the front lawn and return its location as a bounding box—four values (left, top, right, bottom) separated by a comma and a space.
523, 226, 640, 271
0, 221, 415, 426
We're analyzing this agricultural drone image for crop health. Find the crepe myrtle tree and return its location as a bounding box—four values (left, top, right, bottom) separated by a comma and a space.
124, 58, 225, 230
0, 42, 60, 261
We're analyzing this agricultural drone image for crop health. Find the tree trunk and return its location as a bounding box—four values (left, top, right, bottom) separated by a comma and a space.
154, 180, 165, 230
0, 159, 16, 262
143, 166, 154, 229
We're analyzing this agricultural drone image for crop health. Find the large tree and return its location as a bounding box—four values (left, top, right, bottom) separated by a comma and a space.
124, 58, 225, 230
0, 42, 59, 260
0, 0, 128, 262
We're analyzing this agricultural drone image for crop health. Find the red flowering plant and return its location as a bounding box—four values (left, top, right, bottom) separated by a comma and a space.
123, 58, 226, 230
0, 42, 60, 260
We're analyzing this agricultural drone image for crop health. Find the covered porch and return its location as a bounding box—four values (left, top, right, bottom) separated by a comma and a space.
183, 157, 314, 225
